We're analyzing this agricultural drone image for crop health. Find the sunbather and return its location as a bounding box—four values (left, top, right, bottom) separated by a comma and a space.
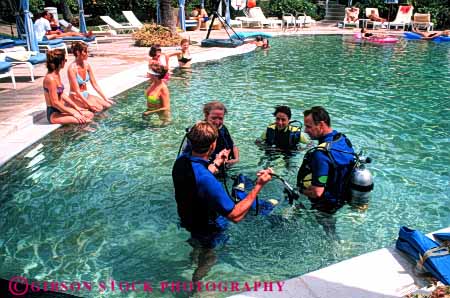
345, 7, 359, 22
34, 11, 93, 41
190, 5, 209, 30
368, 9, 386, 23
68, 42, 115, 113
43, 49, 93, 125
49, 14, 63, 32
412, 28, 450, 40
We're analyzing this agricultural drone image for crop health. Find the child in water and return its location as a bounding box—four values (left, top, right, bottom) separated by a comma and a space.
148, 44, 170, 81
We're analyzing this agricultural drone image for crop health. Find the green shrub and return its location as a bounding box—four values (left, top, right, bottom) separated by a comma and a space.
133, 24, 182, 47
260, 0, 320, 19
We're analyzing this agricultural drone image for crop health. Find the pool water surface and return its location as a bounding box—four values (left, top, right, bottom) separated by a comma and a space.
0, 35, 449, 297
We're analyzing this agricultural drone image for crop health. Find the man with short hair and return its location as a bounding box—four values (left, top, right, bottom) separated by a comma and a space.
34, 11, 93, 41
172, 121, 273, 280
173, 121, 272, 244
297, 106, 355, 214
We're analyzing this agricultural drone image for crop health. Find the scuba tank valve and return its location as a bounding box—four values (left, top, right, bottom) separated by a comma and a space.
349, 152, 374, 209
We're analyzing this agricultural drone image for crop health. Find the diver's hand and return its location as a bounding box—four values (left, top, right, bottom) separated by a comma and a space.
256, 168, 273, 186
225, 158, 239, 167
214, 149, 230, 166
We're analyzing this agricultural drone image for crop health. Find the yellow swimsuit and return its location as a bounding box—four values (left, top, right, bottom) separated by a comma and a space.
146, 94, 161, 105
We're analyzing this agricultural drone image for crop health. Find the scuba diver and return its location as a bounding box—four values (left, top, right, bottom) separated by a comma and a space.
182, 101, 239, 170
258, 105, 310, 151
296, 106, 373, 235
256, 105, 310, 170
172, 121, 273, 281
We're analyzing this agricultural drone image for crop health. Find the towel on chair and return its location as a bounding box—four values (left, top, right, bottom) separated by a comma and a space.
5, 51, 32, 62
400, 5, 412, 13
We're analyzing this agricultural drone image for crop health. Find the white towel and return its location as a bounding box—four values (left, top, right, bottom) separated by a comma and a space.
5, 51, 32, 62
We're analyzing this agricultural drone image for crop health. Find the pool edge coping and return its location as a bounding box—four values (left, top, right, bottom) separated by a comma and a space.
0, 43, 257, 168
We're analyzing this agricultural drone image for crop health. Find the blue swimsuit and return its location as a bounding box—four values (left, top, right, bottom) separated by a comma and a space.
76, 70, 90, 98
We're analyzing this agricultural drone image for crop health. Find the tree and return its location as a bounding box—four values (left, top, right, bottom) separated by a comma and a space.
160, 0, 175, 32
60, 0, 74, 22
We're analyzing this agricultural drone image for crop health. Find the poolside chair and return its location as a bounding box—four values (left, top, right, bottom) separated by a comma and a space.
282, 13, 297, 30
340, 7, 360, 28
37, 39, 69, 54
412, 13, 434, 31
297, 13, 316, 28
388, 5, 413, 30
0, 47, 46, 82
0, 61, 16, 89
100, 16, 138, 34
0, 37, 68, 56
245, 7, 282, 28
365, 8, 384, 30
60, 19, 117, 38
122, 11, 144, 29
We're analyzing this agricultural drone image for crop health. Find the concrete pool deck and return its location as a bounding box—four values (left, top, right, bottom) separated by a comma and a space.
0, 23, 395, 167
229, 227, 450, 298
1, 23, 447, 297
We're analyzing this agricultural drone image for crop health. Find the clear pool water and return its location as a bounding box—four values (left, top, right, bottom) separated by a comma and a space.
0, 35, 449, 297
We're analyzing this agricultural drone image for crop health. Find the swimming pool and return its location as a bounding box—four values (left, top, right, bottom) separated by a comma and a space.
0, 35, 449, 297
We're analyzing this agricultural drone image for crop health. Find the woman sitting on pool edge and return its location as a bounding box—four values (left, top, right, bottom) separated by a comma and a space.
43, 49, 93, 125
143, 63, 171, 125
68, 42, 115, 113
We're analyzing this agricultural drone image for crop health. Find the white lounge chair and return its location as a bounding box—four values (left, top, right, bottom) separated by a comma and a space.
365, 8, 384, 30
243, 7, 282, 28
388, 5, 413, 30
412, 13, 433, 31
122, 11, 144, 29
341, 7, 360, 28
100, 16, 138, 33
60, 19, 117, 38
282, 13, 297, 30
297, 13, 316, 28
0, 48, 46, 82
0, 61, 16, 89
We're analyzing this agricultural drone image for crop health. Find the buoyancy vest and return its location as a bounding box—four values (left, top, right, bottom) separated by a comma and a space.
172, 155, 222, 235
213, 125, 235, 160
265, 124, 303, 150
297, 132, 355, 210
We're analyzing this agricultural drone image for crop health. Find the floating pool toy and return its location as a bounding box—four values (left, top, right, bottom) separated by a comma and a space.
404, 32, 450, 42
201, 38, 244, 48
369, 36, 399, 43
354, 33, 398, 43
230, 32, 273, 40
404, 32, 423, 40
